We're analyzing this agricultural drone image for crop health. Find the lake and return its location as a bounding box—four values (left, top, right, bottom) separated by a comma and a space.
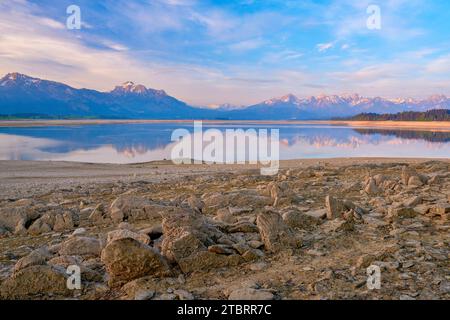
0, 122, 449, 163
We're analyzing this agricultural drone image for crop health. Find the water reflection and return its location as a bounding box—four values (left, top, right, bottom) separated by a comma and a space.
355, 128, 450, 143
0, 123, 448, 163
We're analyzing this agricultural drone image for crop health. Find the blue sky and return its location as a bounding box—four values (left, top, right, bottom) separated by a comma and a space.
1, 0, 450, 106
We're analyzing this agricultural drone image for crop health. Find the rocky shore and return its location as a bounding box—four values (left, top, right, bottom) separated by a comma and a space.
0, 159, 449, 300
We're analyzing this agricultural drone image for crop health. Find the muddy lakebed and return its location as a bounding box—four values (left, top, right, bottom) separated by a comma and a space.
0, 158, 449, 300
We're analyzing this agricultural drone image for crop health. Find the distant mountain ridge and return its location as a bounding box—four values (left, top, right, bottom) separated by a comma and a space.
1, 73, 449, 120
0, 73, 214, 119
227, 93, 450, 120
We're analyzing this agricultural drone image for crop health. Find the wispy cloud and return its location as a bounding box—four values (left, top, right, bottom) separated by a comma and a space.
229, 38, 265, 52
317, 42, 335, 52
426, 54, 450, 74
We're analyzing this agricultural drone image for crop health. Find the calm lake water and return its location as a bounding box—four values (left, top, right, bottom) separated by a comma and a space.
0, 122, 449, 163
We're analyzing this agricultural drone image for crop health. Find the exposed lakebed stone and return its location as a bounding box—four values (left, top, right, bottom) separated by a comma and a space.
0, 160, 448, 300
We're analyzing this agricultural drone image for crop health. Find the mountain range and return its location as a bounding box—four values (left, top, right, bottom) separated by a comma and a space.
1, 73, 449, 120
0, 73, 215, 119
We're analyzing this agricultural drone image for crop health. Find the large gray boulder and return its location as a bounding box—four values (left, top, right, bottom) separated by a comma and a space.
101, 238, 171, 285
109, 195, 171, 223
256, 210, 301, 253
161, 210, 243, 273
0, 265, 70, 299
0, 201, 40, 234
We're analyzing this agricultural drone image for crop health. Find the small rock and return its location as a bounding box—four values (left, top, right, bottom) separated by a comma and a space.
282, 210, 320, 229
118, 222, 133, 230
214, 208, 237, 224
306, 249, 325, 257
53, 212, 76, 232
48, 255, 102, 282
28, 218, 52, 235
356, 254, 377, 269
402, 166, 418, 185
134, 289, 155, 300
178, 274, 186, 284
109, 195, 164, 224
325, 196, 356, 219
79, 207, 95, 220
242, 249, 265, 262
249, 262, 267, 271
304, 208, 327, 220
433, 204, 450, 217
228, 288, 274, 300
408, 176, 423, 188
13, 247, 52, 273
208, 244, 235, 255
71, 228, 86, 236
373, 174, 387, 186
106, 229, 150, 245
0, 227, 11, 239
232, 242, 250, 255
439, 281, 450, 294
403, 196, 422, 207
157, 293, 177, 300
363, 216, 388, 229
226, 221, 258, 233
88, 204, 110, 225
59, 236, 102, 256
402, 261, 415, 269
48, 255, 81, 268
364, 178, 379, 195
321, 218, 354, 233
248, 240, 264, 249
122, 276, 157, 300
174, 289, 194, 300
387, 207, 417, 221
414, 204, 431, 215
177, 251, 243, 274
187, 195, 204, 212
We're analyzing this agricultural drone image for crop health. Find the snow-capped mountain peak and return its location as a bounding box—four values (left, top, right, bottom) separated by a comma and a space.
121, 81, 135, 88
207, 103, 245, 110
111, 81, 167, 96
264, 93, 301, 105
428, 94, 448, 103
0, 72, 42, 87
5, 72, 25, 81
114, 81, 147, 94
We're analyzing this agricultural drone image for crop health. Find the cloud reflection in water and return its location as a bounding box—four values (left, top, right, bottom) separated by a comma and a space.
0, 124, 448, 163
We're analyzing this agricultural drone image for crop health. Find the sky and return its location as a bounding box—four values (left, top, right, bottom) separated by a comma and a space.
1, 0, 450, 106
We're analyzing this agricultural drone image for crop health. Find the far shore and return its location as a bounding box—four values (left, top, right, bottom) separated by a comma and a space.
0, 119, 450, 131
